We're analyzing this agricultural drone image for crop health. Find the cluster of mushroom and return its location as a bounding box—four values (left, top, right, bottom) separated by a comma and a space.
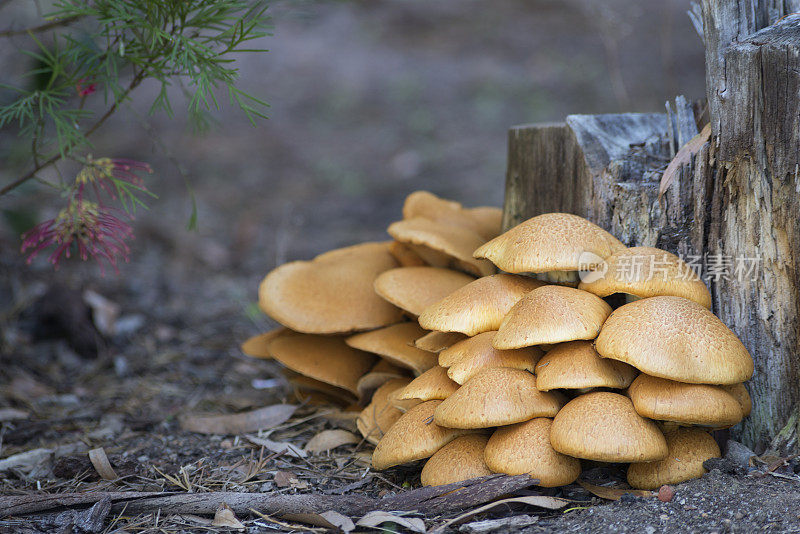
244, 191, 754, 491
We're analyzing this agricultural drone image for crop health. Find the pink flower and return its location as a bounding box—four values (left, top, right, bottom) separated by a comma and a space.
76, 78, 97, 97
21, 200, 134, 273
75, 157, 153, 202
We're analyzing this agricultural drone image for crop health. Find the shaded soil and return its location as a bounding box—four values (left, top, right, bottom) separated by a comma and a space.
2, 0, 799, 532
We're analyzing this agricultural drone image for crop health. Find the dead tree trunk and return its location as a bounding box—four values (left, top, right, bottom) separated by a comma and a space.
502, 1, 800, 452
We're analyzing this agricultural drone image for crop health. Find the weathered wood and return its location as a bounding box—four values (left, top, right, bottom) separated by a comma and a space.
0, 474, 536, 519
502, 2, 800, 452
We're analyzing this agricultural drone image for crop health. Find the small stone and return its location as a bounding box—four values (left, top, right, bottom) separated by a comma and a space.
659, 514, 670, 522
658, 485, 675, 502
735, 512, 744, 520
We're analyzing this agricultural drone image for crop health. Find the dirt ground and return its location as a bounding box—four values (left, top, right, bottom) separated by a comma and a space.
2, 0, 799, 532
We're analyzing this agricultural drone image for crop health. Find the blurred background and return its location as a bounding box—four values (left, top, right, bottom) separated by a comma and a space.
0, 0, 705, 413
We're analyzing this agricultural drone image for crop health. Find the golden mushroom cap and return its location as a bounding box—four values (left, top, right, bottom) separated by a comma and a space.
473, 213, 625, 274
418, 274, 545, 336
433, 368, 564, 429
402, 191, 502, 240
374, 267, 474, 317
241, 327, 294, 359
493, 286, 612, 349
420, 434, 493, 486
346, 323, 438, 375
628, 374, 744, 427
578, 246, 712, 308
627, 428, 721, 489
439, 331, 542, 385
550, 392, 668, 463
270, 334, 376, 396
258, 242, 403, 334
595, 296, 754, 384
388, 241, 427, 267
357, 378, 414, 445
395, 366, 460, 401
534, 340, 638, 391
286, 372, 358, 406
485, 418, 581, 487
387, 217, 495, 277
722, 383, 752, 417
371, 400, 471, 470
415, 331, 468, 353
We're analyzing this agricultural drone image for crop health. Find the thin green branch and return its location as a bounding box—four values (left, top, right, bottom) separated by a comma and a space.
0, 15, 82, 38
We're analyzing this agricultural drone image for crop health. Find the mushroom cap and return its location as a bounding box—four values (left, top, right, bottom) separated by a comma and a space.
346, 323, 438, 375
395, 366, 460, 401
415, 331, 468, 353
578, 247, 712, 308
387, 217, 495, 277
473, 213, 625, 273
270, 334, 376, 396
286, 373, 358, 406
371, 400, 471, 470
402, 191, 502, 240
357, 378, 413, 445
627, 374, 744, 427
439, 331, 542, 385
420, 434, 493, 486
240, 327, 293, 359
374, 267, 474, 317
418, 274, 545, 336
485, 418, 581, 487
595, 296, 754, 384
356, 359, 411, 401
388, 241, 427, 267
723, 383, 752, 417
534, 341, 638, 391
493, 286, 612, 349
434, 368, 564, 429
627, 428, 721, 489
550, 392, 668, 462
258, 242, 403, 334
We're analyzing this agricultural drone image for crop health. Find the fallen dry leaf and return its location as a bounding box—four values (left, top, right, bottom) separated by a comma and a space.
88, 448, 118, 481
180, 404, 296, 435
433, 495, 568, 532
211, 503, 245, 530
83, 289, 120, 336
244, 435, 307, 458
273, 470, 309, 490
658, 122, 711, 198
357, 511, 426, 533
578, 480, 655, 501
305, 429, 361, 454
282, 511, 355, 532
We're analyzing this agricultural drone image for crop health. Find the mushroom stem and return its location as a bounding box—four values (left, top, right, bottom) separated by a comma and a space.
537, 271, 580, 285
625, 293, 644, 304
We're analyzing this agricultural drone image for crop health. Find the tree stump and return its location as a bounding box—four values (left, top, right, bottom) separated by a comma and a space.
502, 1, 800, 452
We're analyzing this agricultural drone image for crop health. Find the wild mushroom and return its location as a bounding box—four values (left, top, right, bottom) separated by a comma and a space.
626, 428, 721, 489
402, 190, 502, 240
346, 323, 438, 375
493, 285, 612, 349
438, 331, 542, 385
534, 341, 637, 391
577, 246, 712, 308
484, 418, 581, 487
371, 400, 471, 470
394, 366, 460, 401
356, 359, 411, 401
550, 391, 668, 462
627, 374, 744, 428
595, 296, 754, 384
723, 383, 752, 417
415, 331, 468, 353
269, 334, 376, 397
433, 368, 564, 429
420, 434, 493, 486
240, 326, 293, 359
418, 274, 545, 336
387, 217, 495, 277
259, 242, 403, 334
388, 241, 427, 267
473, 213, 625, 283
374, 266, 474, 317
357, 378, 416, 445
